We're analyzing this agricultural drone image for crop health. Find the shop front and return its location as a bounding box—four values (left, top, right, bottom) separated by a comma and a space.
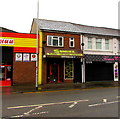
0, 46, 13, 86
0, 32, 37, 86
43, 47, 83, 84
85, 54, 120, 82
0, 64, 12, 86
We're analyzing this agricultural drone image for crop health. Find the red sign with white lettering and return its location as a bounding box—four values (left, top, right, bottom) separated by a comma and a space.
0, 39, 14, 45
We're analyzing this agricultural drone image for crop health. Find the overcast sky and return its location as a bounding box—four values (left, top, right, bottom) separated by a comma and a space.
0, 0, 119, 33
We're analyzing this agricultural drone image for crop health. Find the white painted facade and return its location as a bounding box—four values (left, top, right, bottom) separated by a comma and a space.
82, 34, 119, 82
83, 35, 119, 55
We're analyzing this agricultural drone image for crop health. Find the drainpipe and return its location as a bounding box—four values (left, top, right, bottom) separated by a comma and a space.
81, 34, 85, 83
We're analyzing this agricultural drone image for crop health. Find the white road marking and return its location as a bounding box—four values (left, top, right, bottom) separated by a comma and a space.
10, 106, 48, 118
11, 114, 24, 118
69, 102, 78, 108
116, 96, 120, 98
24, 106, 43, 115
32, 111, 48, 115
8, 99, 88, 118
88, 100, 120, 107
7, 99, 89, 109
10, 111, 48, 118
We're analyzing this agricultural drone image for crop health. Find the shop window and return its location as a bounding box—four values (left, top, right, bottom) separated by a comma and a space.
69, 37, 74, 47
0, 66, 5, 80
96, 38, 102, 49
47, 36, 64, 47
88, 37, 92, 49
105, 39, 109, 50
119, 40, 120, 50
64, 59, 73, 79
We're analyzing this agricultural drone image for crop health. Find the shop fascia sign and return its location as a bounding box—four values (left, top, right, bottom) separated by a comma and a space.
103, 56, 120, 62
46, 49, 83, 56
0, 38, 14, 45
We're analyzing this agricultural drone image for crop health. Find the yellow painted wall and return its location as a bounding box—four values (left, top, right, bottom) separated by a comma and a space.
0, 37, 36, 47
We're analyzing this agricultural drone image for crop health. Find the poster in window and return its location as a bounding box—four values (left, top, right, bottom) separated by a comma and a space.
16, 53, 22, 61
31, 54, 37, 61
114, 62, 118, 81
23, 53, 29, 62
65, 59, 73, 79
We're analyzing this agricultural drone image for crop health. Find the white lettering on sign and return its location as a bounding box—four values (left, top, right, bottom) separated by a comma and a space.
0, 39, 14, 45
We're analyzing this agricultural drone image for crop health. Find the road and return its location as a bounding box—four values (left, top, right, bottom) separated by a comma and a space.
2, 87, 119, 118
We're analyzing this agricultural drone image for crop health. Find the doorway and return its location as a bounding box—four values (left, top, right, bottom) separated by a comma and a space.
1, 46, 13, 86
47, 59, 64, 83
49, 64, 60, 83
0, 65, 12, 86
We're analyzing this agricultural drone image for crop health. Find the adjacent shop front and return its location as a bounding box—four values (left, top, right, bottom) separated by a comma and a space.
0, 32, 37, 86
85, 54, 120, 82
42, 47, 83, 84
118, 61, 120, 80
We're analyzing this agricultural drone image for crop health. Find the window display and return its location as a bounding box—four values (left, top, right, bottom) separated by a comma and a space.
64, 59, 73, 79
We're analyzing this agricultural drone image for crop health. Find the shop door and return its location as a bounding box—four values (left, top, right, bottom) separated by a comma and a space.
0, 65, 12, 86
74, 59, 82, 83
48, 64, 61, 83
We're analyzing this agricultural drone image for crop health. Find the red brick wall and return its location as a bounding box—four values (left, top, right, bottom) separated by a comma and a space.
43, 32, 81, 49
42, 31, 82, 84
13, 53, 36, 85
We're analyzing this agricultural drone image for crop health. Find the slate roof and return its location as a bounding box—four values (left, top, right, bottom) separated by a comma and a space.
34, 19, 119, 37
0, 27, 17, 33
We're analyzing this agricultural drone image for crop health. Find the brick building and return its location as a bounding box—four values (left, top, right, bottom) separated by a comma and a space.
31, 19, 83, 84
0, 28, 37, 86
31, 19, 120, 85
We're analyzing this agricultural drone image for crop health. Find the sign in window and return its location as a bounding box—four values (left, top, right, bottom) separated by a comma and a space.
64, 59, 73, 79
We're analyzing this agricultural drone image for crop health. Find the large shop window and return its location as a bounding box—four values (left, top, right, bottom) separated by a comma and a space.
64, 59, 74, 79
47, 36, 64, 47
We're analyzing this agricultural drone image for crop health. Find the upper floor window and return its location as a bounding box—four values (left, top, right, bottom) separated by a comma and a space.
88, 37, 92, 49
69, 37, 74, 47
96, 38, 102, 49
47, 36, 64, 47
105, 39, 109, 50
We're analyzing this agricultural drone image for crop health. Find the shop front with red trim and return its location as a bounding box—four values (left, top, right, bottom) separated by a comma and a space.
0, 32, 37, 86
42, 47, 83, 84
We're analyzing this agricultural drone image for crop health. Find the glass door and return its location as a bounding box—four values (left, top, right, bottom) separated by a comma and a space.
0, 65, 12, 86
48, 63, 61, 83
0, 66, 5, 81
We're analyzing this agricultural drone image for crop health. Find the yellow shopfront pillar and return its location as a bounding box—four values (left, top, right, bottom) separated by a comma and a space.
38, 31, 43, 90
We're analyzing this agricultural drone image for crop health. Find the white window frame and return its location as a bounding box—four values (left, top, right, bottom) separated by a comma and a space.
105, 39, 109, 50
88, 37, 92, 49
47, 35, 64, 47
96, 38, 102, 49
69, 37, 75, 47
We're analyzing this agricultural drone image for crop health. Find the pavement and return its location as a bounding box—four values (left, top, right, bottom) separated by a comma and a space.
1, 81, 119, 94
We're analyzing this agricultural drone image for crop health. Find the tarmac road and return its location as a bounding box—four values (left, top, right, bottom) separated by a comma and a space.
2, 87, 119, 118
